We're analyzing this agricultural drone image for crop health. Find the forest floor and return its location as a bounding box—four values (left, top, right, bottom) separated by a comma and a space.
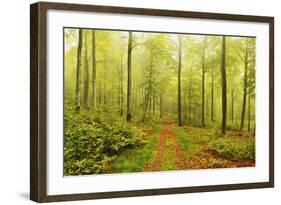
109, 117, 255, 173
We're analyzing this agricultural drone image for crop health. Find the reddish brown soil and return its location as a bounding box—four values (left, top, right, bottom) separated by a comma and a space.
144, 124, 168, 171
145, 123, 189, 171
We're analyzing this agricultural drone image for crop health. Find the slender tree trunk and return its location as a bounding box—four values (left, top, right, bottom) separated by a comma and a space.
239, 44, 248, 132
231, 89, 234, 124
160, 93, 163, 118
91, 30, 96, 109
135, 80, 139, 114
75, 29, 83, 111
211, 66, 215, 122
248, 92, 251, 132
152, 93, 156, 115
120, 54, 124, 116
236, 112, 238, 128
142, 90, 149, 122
126, 32, 133, 122
183, 84, 187, 124
83, 31, 89, 109
201, 49, 206, 127
188, 66, 193, 123
103, 62, 107, 105
221, 36, 227, 134
206, 98, 209, 120
98, 80, 102, 104
178, 36, 182, 126
148, 95, 152, 116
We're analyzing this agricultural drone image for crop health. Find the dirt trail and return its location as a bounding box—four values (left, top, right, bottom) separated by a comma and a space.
144, 123, 188, 171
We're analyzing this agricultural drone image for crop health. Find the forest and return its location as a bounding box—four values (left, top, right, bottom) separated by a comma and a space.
64, 28, 256, 175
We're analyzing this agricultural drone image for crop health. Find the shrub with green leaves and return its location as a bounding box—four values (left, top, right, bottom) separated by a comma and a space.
64, 106, 145, 175
209, 136, 255, 160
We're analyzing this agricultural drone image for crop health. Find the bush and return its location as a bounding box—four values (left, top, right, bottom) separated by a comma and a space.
209, 136, 255, 160
64, 106, 145, 175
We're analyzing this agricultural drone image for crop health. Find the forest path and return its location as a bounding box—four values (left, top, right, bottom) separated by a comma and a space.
144, 122, 189, 171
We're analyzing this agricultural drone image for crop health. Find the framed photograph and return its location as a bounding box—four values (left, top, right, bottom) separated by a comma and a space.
30, 1, 274, 202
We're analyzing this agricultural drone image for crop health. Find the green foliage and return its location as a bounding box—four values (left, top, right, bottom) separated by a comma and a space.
64, 106, 145, 175
209, 136, 255, 160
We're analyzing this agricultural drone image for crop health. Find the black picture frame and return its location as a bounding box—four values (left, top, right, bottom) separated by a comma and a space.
30, 1, 274, 202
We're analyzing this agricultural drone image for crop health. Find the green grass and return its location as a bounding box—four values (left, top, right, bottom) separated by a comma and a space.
108, 124, 162, 173
174, 127, 214, 160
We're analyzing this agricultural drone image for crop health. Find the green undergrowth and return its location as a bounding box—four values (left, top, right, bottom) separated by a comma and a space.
64, 105, 145, 175
174, 127, 213, 159
108, 124, 162, 173
174, 126, 255, 161
209, 136, 255, 160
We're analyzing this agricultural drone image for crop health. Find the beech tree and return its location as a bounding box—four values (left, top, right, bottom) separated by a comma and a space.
221, 36, 227, 134
83, 31, 89, 109
91, 30, 97, 108
177, 35, 183, 126
75, 29, 83, 111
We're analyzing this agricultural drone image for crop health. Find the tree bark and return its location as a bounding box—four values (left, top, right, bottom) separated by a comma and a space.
91, 30, 96, 109
120, 53, 124, 116
83, 31, 89, 109
221, 36, 227, 134
201, 45, 206, 127
231, 89, 234, 124
248, 92, 251, 132
183, 84, 187, 124
126, 32, 133, 122
160, 93, 163, 118
188, 66, 193, 123
211, 66, 215, 122
239, 43, 248, 132
103, 62, 107, 105
98, 80, 102, 105
75, 29, 83, 111
152, 93, 156, 115
142, 90, 149, 122
177, 36, 182, 126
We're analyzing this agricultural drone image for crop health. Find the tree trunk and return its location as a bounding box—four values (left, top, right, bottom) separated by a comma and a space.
142, 90, 149, 122
177, 36, 182, 126
91, 30, 96, 109
83, 31, 89, 109
75, 29, 83, 111
206, 98, 209, 120
211, 66, 215, 122
148, 95, 152, 116
98, 80, 102, 104
188, 66, 193, 123
103, 62, 107, 105
183, 84, 187, 124
126, 32, 133, 122
201, 46, 206, 127
120, 53, 124, 116
152, 93, 156, 115
221, 36, 227, 134
160, 93, 163, 118
248, 92, 251, 132
231, 89, 234, 124
239, 43, 248, 132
